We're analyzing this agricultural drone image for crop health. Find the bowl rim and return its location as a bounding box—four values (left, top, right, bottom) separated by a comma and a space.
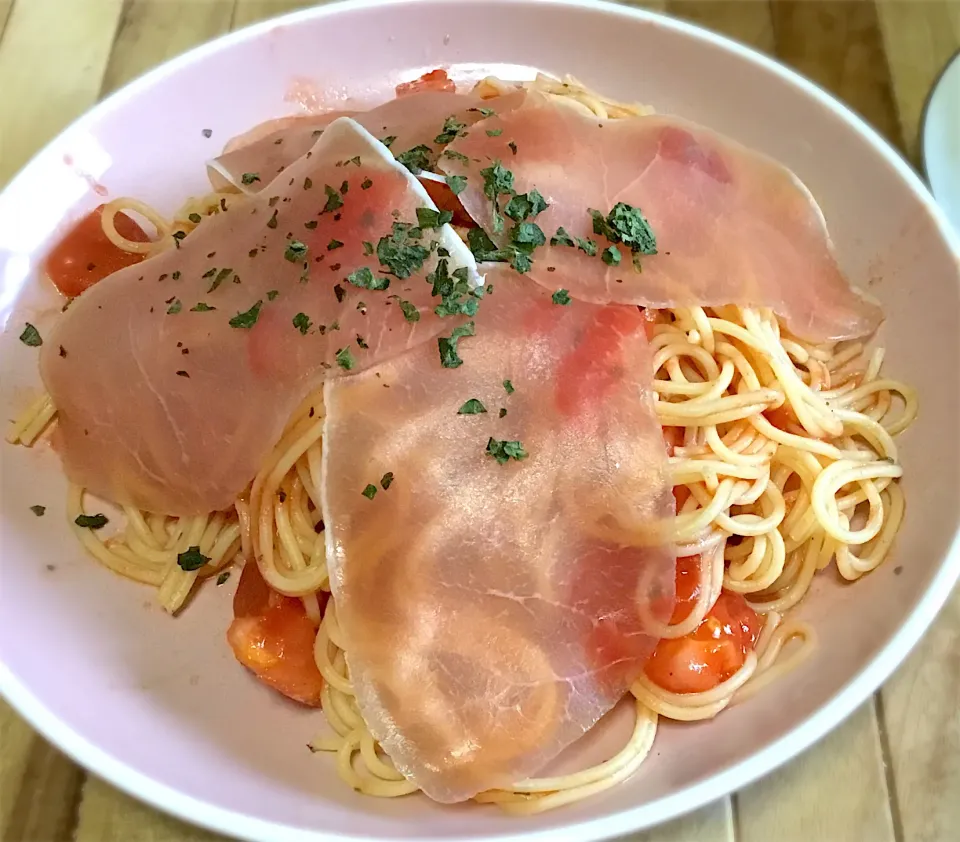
2, 1, 960, 840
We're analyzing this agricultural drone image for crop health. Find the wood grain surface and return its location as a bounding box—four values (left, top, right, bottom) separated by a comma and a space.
0, 1, 958, 841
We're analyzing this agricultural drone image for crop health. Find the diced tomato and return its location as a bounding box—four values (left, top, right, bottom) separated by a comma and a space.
43, 206, 149, 298
555, 305, 647, 417
395, 68, 457, 98
227, 562, 326, 707
644, 589, 761, 695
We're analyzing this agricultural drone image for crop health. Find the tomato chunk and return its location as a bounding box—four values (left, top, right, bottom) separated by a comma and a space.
43, 206, 149, 298
227, 562, 326, 706
395, 68, 456, 97
645, 588, 761, 695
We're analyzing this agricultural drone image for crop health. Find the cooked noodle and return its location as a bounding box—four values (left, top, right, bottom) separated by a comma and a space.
6, 74, 917, 812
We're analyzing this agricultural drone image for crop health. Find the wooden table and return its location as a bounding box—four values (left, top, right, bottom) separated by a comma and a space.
1, 1, 958, 840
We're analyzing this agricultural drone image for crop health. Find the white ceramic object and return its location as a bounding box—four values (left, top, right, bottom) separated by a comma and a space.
923, 49, 960, 232
1, 2, 959, 841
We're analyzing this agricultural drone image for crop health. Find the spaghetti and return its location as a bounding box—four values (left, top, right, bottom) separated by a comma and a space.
7, 73, 917, 813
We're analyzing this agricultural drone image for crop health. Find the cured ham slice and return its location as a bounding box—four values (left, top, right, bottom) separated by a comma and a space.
210, 88, 524, 194
41, 118, 478, 516
322, 268, 675, 801
439, 93, 882, 343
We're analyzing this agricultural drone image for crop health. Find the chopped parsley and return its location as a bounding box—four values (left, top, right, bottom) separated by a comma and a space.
434, 116, 467, 145
380, 472, 394, 490
503, 379, 515, 394
188, 212, 202, 224
480, 160, 515, 233
550, 226, 575, 247
322, 185, 344, 213
356, 335, 368, 349
327, 238, 344, 251
303, 177, 313, 190
209, 267, 233, 292
445, 174, 467, 195
29, 505, 45, 516
293, 313, 312, 334
396, 144, 433, 174
361, 483, 378, 500
346, 267, 390, 291
177, 545, 209, 571
602, 245, 622, 266
285, 240, 308, 262
390, 295, 420, 323
590, 202, 657, 255
508, 141, 518, 155
304, 220, 318, 230
377, 222, 429, 278
361, 177, 373, 190
576, 237, 598, 257
552, 289, 571, 306
167, 299, 182, 315
499, 407, 507, 418
486, 437, 528, 464
334, 284, 346, 302
266, 289, 279, 301
336, 346, 356, 370
75, 513, 108, 529
339, 179, 349, 195
362, 241, 374, 256
505, 189, 548, 222
241, 172, 261, 185
19, 323, 42, 347
172, 270, 181, 280
458, 398, 487, 415
191, 302, 216, 312
229, 300, 263, 329
267, 209, 279, 229
486, 128, 503, 137
428, 259, 481, 317
216, 571, 231, 586
442, 149, 470, 165
380, 135, 397, 148
416, 207, 454, 229
438, 321, 475, 368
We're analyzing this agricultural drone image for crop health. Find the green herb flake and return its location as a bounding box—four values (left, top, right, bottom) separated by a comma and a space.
267, 209, 279, 229
346, 267, 390, 291
503, 379, 515, 395
550, 226, 575, 247
576, 237, 598, 257
304, 177, 313, 190
485, 437, 528, 465
327, 238, 344, 251
356, 335, 369, 349
177, 545, 209, 571
434, 116, 467, 145
293, 312, 312, 335
75, 513, 109, 529
396, 144, 433, 175
167, 299, 182, 315
377, 222, 430, 278
602, 245, 622, 266
322, 185, 344, 214
229, 300, 263, 329
552, 289, 571, 306
339, 180, 349, 195
209, 267, 233, 292
216, 571, 231, 586
504, 189, 548, 222
416, 207, 454, 229
486, 128, 503, 137
266, 289, 279, 301
445, 174, 468, 195
508, 141, 518, 155
361, 177, 373, 190
188, 212, 202, 224
30, 505, 45, 516
429, 258, 481, 318
285, 240, 308, 262
191, 302, 216, 312
241, 172, 261, 185
458, 398, 487, 415
593, 202, 658, 255
336, 346, 356, 370
499, 407, 507, 418
362, 241, 374, 256
442, 149, 470, 165
380, 135, 397, 148
438, 321, 475, 369
334, 284, 346, 303
380, 472, 394, 490
19, 323, 42, 347
172, 270, 181, 281
304, 220, 318, 230
361, 483, 378, 500
390, 295, 421, 323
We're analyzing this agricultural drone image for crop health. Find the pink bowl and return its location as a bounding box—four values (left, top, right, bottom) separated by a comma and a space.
1, 2, 959, 841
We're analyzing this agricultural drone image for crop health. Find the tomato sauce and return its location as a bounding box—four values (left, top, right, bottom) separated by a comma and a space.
43, 205, 149, 298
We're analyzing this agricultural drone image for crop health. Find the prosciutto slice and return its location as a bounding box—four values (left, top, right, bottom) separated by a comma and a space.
439, 93, 882, 343
41, 118, 478, 515
209, 88, 523, 194
322, 268, 675, 801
